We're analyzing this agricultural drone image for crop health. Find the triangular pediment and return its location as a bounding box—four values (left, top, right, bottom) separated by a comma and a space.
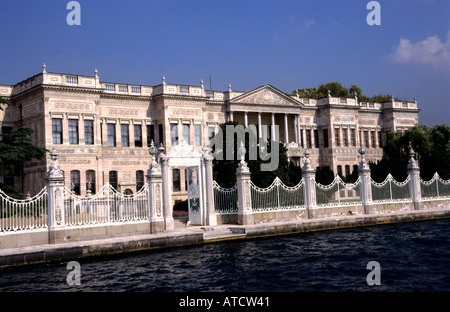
232, 85, 302, 107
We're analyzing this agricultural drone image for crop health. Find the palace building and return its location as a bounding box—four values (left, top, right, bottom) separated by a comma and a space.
0, 65, 420, 203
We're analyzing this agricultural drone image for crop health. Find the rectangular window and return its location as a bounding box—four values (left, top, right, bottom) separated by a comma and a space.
68, 119, 79, 144
84, 120, 94, 145
182, 124, 190, 145
378, 131, 382, 147
334, 128, 340, 147
134, 125, 142, 147
364, 131, 369, 148
342, 128, 348, 147
208, 126, 215, 141
306, 129, 312, 149
350, 129, 356, 147
194, 124, 202, 146
337, 165, 343, 177
322, 129, 328, 148
118, 85, 127, 93
131, 86, 141, 94
314, 129, 319, 148
345, 165, 351, 177
105, 84, 115, 92
107, 123, 116, 147
147, 124, 155, 147
52, 118, 63, 144
371, 131, 376, 148
121, 124, 129, 147
172, 169, 181, 192
170, 123, 178, 145
180, 86, 189, 93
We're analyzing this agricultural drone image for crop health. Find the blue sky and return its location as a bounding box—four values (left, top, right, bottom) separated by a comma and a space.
0, 0, 449, 125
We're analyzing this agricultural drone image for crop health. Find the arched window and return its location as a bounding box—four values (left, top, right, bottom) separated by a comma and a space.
136, 170, 144, 191
86, 170, 96, 194
70, 170, 80, 195
109, 171, 118, 190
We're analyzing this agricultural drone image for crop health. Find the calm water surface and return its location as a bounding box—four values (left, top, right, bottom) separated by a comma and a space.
0, 219, 449, 292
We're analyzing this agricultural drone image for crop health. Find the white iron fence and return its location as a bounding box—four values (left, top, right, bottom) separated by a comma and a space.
420, 173, 450, 199
0, 187, 48, 232
213, 181, 238, 214
64, 183, 149, 227
371, 174, 411, 203
315, 176, 362, 207
250, 177, 305, 212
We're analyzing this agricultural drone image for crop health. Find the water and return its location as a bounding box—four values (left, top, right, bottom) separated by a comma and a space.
0, 219, 449, 292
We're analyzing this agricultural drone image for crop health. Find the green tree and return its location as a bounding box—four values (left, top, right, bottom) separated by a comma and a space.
212, 121, 302, 188
0, 127, 48, 190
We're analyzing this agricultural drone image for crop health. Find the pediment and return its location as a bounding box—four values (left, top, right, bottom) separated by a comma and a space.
232, 85, 302, 107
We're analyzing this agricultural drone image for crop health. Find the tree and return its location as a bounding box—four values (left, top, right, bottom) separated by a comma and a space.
212, 121, 302, 188
370, 124, 450, 181
0, 127, 48, 190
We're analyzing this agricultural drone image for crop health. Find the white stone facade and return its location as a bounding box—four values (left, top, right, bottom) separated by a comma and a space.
0, 67, 419, 201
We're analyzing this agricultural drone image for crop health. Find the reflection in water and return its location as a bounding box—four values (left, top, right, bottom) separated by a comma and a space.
0, 219, 449, 292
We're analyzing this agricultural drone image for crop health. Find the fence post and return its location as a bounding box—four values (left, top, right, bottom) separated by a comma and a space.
203, 146, 217, 226
236, 142, 254, 225
358, 148, 373, 214
147, 141, 164, 233
159, 150, 174, 231
45, 148, 66, 244
301, 149, 316, 219
407, 148, 423, 210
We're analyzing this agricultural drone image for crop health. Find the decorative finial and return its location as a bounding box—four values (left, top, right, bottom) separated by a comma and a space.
148, 140, 158, 168
42, 63, 47, 73
327, 89, 331, 97
414, 96, 417, 103
391, 94, 395, 101
50, 147, 58, 161
238, 141, 246, 162
228, 84, 232, 92
162, 76, 166, 84
296, 89, 299, 98
94, 68, 98, 78
304, 148, 310, 159
200, 79, 204, 88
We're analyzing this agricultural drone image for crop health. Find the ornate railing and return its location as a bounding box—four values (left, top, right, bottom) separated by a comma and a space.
420, 173, 450, 199
213, 181, 238, 214
315, 176, 361, 207
250, 177, 305, 212
0, 187, 48, 232
371, 174, 411, 203
64, 183, 149, 227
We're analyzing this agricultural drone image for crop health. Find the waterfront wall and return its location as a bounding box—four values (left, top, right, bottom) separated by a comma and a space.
1, 146, 449, 250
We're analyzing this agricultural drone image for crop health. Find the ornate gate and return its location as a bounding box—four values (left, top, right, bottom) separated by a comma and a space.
166, 139, 205, 225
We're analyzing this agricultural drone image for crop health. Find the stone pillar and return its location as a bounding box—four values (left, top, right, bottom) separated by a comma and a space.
301, 149, 316, 219
358, 148, 373, 214
284, 114, 289, 144
407, 148, 423, 210
45, 148, 66, 244
147, 141, 164, 233
244, 111, 248, 127
257, 113, 262, 139
236, 143, 253, 225
203, 147, 216, 226
271, 113, 276, 140
297, 115, 301, 147
160, 151, 174, 230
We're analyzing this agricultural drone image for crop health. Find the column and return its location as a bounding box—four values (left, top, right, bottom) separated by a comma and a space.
129, 121, 135, 148
46, 148, 66, 244
244, 111, 248, 127
62, 114, 69, 144
302, 149, 316, 219
271, 113, 276, 140
284, 114, 289, 144
236, 144, 253, 225
146, 142, 164, 233
160, 153, 174, 230
203, 148, 216, 226
79, 114, 85, 145
229, 112, 234, 122
297, 115, 301, 146
358, 148, 373, 214
115, 120, 121, 147
257, 113, 262, 139
407, 148, 423, 210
